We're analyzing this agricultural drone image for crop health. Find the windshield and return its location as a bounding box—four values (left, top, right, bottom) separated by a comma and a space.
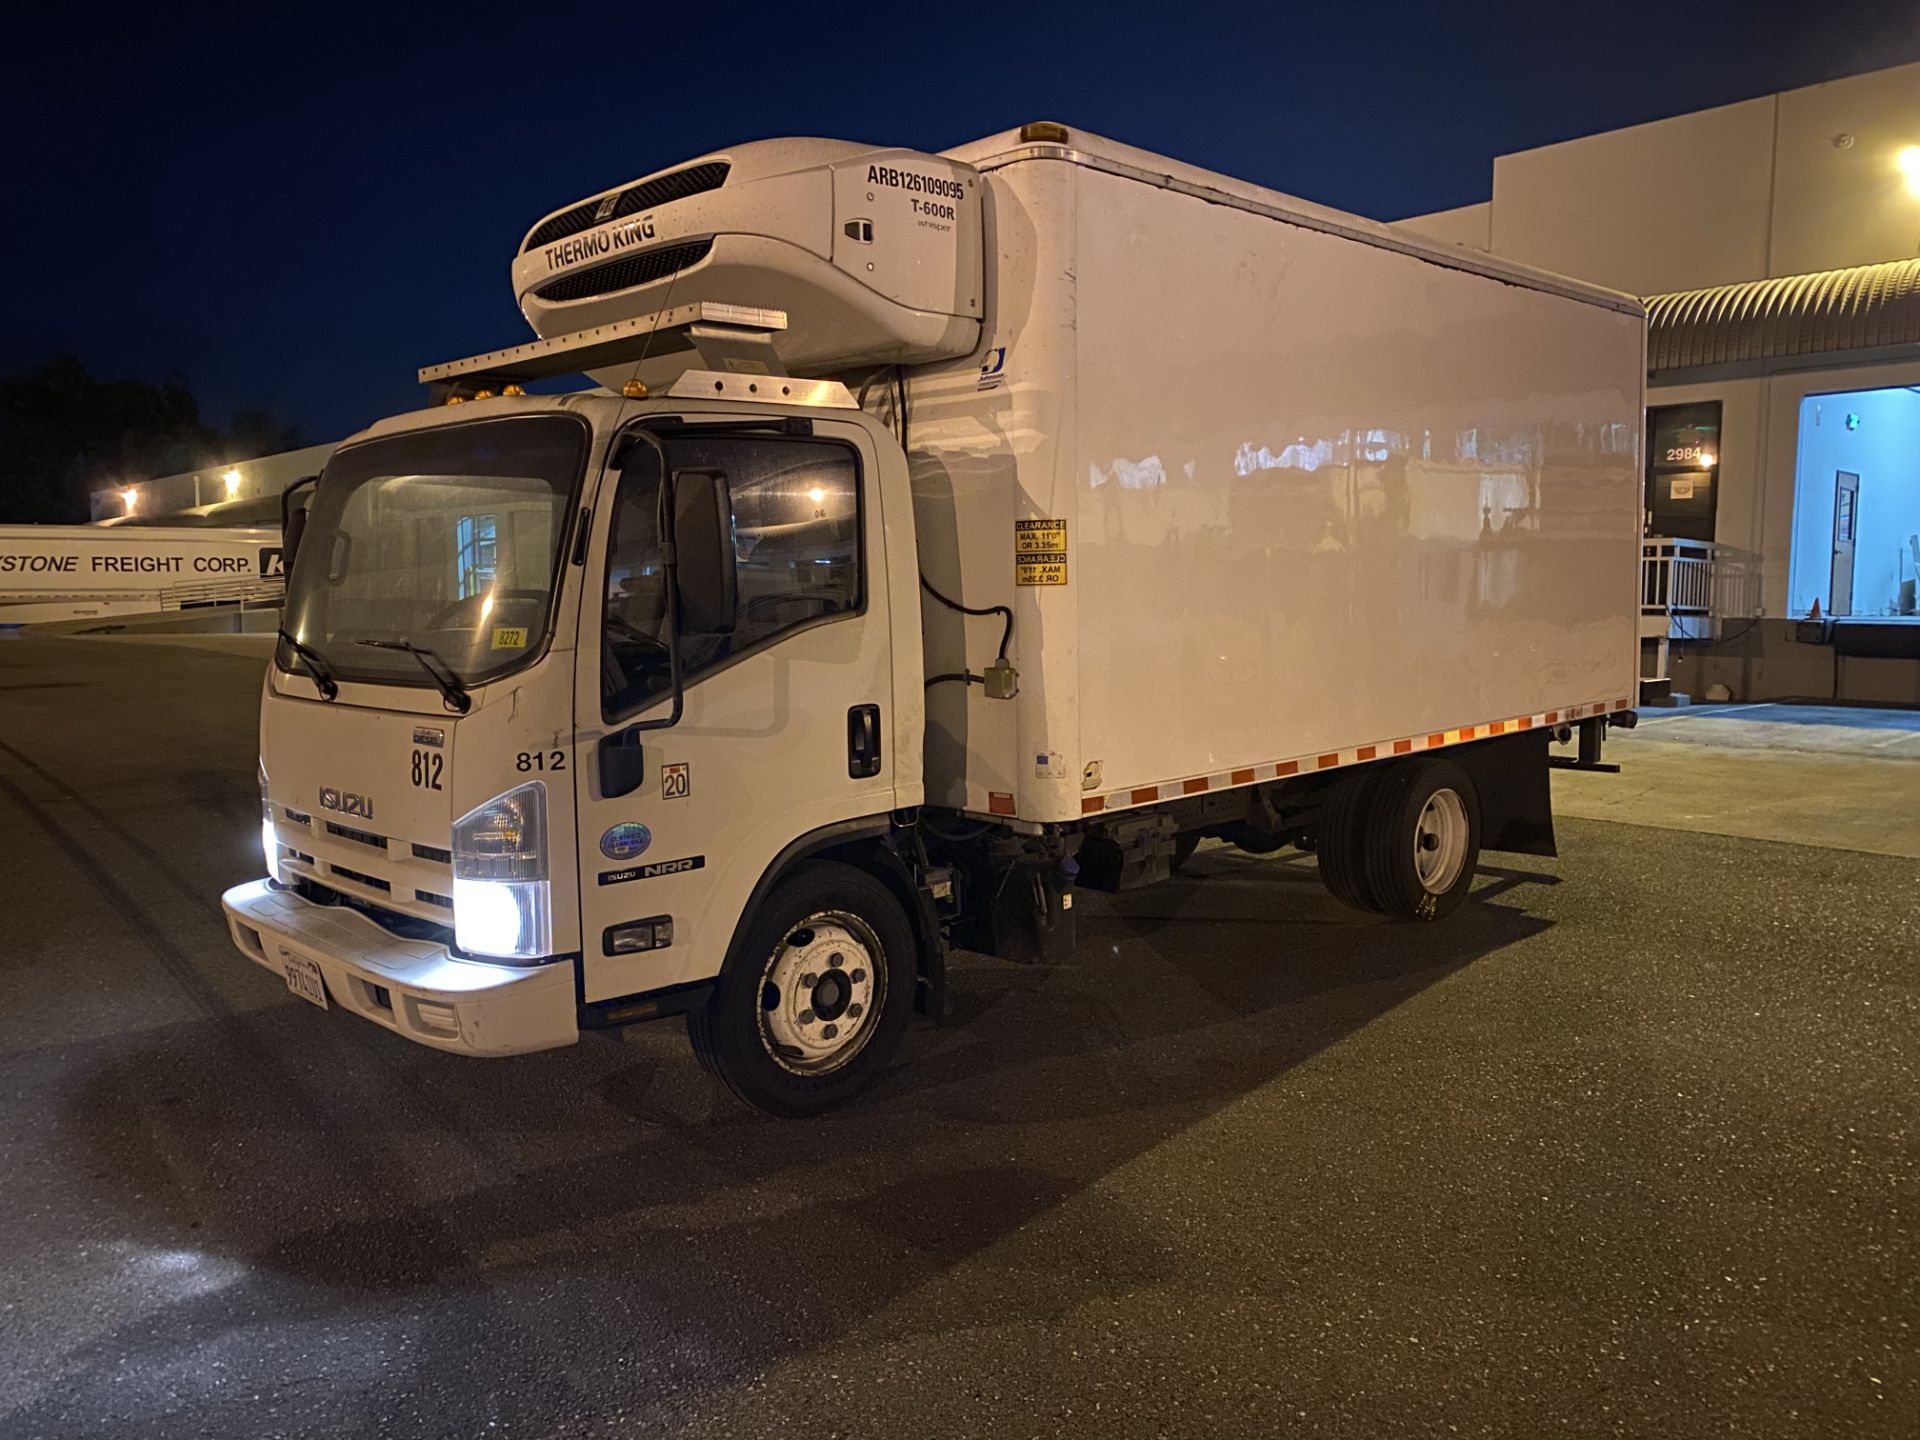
278, 415, 587, 689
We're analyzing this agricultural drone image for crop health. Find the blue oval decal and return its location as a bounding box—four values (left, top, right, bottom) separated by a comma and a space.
600, 822, 652, 862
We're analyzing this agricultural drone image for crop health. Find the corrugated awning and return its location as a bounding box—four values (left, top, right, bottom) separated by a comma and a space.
1647, 256, 1920, 377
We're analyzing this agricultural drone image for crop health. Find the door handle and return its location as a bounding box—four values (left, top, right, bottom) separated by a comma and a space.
847, 704, 881, 779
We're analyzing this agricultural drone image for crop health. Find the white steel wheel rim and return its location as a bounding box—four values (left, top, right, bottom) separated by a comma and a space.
757, 911, 885, 1076
1413, 788, 1469, 894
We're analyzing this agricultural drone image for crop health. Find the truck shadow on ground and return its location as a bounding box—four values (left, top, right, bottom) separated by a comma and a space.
33, 848, 1555, 1434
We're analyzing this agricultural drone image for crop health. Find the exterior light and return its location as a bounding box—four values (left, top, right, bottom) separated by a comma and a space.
223, 468, 242, 498
807, 486, 826, 504
122, 488, 139, 514
259, 760, 283, 885
1698, 451, 1716, 468
1899, 145, 1920, 198
452, 782, 552, 961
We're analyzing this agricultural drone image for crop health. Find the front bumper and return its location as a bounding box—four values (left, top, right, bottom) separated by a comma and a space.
222, 879, 578, 1056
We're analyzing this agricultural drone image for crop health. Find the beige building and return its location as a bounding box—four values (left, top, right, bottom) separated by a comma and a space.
90, 441, 337, 527
1397, 61, 1920, 704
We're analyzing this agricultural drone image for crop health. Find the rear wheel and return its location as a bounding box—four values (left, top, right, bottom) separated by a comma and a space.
688, 861, 917, 1117
1361, 758, 1481, 921
1316, 765, 1386, 911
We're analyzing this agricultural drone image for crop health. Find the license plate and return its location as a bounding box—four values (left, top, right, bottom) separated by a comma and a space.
279, 948, 329, 1010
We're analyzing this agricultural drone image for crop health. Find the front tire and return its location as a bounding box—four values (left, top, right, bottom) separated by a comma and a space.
688, 860, 917, 1117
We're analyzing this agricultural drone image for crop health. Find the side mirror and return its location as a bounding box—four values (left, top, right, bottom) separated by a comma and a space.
599, 726, 645, 799
671, 468, 736, 635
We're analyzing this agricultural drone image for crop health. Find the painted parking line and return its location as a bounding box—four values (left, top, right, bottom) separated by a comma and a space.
1632, 703, 1774, 726
1869, 728, 1920, 748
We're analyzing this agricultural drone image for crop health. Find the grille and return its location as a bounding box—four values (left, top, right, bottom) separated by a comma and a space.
415, 889, 453, 910
411, 842, 452, 864
329, 864, 391, 894
523, 162, 730, 254
284, 808, 312, 826
326, 820, 387, 851
533, 237, 714, 305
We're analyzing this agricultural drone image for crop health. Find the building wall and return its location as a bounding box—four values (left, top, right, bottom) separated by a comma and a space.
1771, 64, 1920, 277
1488, 97, 1779, 295
92, 441, 338, 523
1393, 201, 1490, 251
1394, 60, 1920, 294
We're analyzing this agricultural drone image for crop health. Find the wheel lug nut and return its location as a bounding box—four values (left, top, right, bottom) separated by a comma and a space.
800, 973, 817, 987
851, 968, 867, 984
797, 1010, 816, 1025
828, 952, 845, 969
821, 1024, 838, 1040
847, 1003, 863, 1018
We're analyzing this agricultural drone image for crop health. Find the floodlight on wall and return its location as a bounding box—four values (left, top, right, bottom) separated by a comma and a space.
122, 488, 138, 515
223, 469, 241, 498
1898, 146, 1920, 198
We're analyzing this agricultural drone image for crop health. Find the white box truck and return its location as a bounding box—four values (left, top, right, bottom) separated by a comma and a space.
222, 124, 1643, 1115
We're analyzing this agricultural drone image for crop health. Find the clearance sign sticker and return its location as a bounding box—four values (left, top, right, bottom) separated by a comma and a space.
1015, 518, 1068, 586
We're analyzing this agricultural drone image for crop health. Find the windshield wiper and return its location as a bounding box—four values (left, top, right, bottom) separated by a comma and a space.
276, 629, 339, 702
357, 639, 473, 713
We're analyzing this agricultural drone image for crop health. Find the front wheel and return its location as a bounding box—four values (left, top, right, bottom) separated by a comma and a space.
688, 860, 917, 1117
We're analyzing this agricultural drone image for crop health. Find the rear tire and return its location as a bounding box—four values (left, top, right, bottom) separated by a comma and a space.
1316, 766, 1386, 911
687, 860, 917, 1117
1361, 758, 1481, 921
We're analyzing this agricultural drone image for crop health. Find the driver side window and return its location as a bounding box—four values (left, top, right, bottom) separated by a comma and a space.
601, 431, 863, 721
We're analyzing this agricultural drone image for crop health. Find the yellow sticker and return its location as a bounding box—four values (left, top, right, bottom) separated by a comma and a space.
491, 626, 529, 650
1015, 518, 1066, 554
1015, 518, 1068, 586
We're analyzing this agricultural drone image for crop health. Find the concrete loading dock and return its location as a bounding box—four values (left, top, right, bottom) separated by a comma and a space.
0, 631, 1912, 1437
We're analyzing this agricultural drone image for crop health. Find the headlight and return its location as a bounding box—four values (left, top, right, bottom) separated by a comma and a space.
452, 781, 551, 960
260, 759, 283, 885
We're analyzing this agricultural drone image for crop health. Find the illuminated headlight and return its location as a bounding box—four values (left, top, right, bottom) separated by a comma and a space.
451, 781, 551, 960
259, 759, 283, 885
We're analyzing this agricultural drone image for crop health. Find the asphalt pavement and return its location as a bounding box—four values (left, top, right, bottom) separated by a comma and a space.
0, 633, 1913, 1438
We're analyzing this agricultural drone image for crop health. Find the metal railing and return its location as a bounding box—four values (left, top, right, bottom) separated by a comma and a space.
157, 574, 285, 611
1640, 538, 1759, 681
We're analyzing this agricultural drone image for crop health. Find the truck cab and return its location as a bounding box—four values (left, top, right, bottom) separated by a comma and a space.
228, 366, 947, 1115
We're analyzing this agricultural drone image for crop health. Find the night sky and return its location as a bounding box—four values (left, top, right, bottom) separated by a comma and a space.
5, 1, 1917, 446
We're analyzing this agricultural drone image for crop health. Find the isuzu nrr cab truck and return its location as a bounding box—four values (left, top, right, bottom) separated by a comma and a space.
223, 123, 1644, 1115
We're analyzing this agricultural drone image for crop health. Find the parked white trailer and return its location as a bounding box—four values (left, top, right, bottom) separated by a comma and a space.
224, 125, 1643, 1114
0, 524, 284, 625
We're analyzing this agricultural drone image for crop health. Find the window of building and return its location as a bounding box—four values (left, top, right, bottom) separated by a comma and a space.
1786, 386, 1920, 620
601, 432, 863, 719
